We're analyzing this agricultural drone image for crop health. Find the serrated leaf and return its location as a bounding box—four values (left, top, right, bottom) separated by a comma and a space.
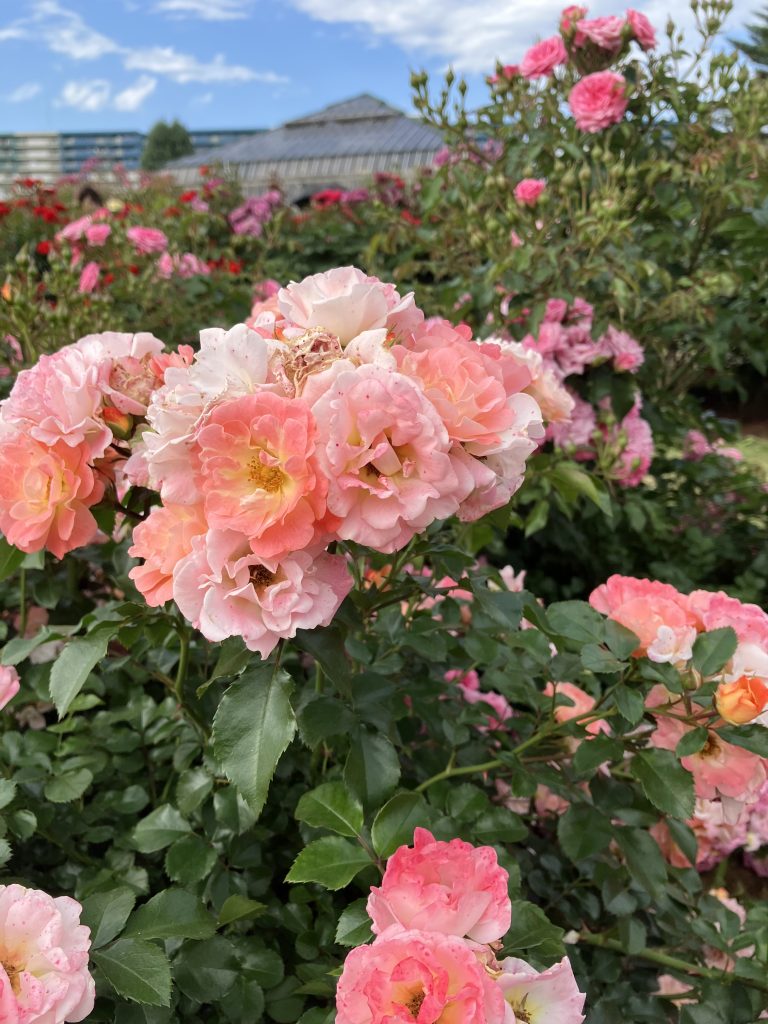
716, 724, 768, 757
43, 768, 93, 803
133, 804, 191, 853
615, 827, 667, 898
557, 804, 613, 860
632, 749, 695, 819
164, 835, 217, 885
344, 732, 400, 809
173, 936, 238, 1002
286, 836, 371, 890
295, 782, 364, 838
50, 622, 120, 716
81, 887, 137, 948
675, 726, 709, 757
580, 644, 625, 674
335, 899, 373, 947
692, 627, 738, 677
212, 667, 296, 817
505, 901, 564, 953
93, 939, 171, 1006
218, 894, 267, 925
547, 601, 605, 643
371, 792, 429, 858
124, 889, 216, 941
572, 735, 624, 776
0, 780, 16, 810
0, 538, 26, 582
613, 686, 645, 725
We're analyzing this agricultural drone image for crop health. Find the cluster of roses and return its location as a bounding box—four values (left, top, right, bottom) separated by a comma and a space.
228, 189, 282, 237
0, 882, 94, 1024
126, 267, 543, 655
590, 575, 768, 872
336, 828, 586, 1024
493, 6, 656, 134
504, 296, 652, 488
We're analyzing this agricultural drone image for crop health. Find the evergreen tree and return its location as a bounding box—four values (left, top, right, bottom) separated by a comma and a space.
140, 119, 195, 171
732, 5, 768, 74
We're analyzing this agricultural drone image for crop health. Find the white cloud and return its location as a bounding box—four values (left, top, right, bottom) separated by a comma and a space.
7, 82, 42, 103
35, 0, 120, 59
154, 0, 253, 19
0, 26, 26, 41
193, 91, 215, 104
125, 46, 286, 83
56, 79, 112, 111
114, 74, 157, 110
287, 0, 757, 71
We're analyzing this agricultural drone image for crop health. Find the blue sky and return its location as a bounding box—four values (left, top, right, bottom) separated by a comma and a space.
0, 0, 757, 133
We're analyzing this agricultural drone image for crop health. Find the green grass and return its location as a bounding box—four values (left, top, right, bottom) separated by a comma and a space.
739, 434, 768, 479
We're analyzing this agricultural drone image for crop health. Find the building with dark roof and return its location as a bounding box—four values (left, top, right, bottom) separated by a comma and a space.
168, 94, 444, 199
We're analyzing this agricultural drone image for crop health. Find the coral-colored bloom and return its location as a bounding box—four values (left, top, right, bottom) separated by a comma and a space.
0, 883, 95, 1024
0, 666, 19, 710
279, 266, 423, 346
367, 828, 511, 943
173, 531, 351, 657
496, 956, 586, 1024
305, 363, 468, 552
126, 226, 168, 254
589, 575, 696, 660
514, 179, 546, 207
336, 926, 506, 1024
544, 681, 610, 735
196, 392, 335, 558
716, 675, 768, 725
0, 432, 103, 558
128, 503, 208, 606
687, 590, 768, 648
520, 36, 568, 77
77, 261, 100, 294
627, 8, 656, 49
568, 71, 628, 132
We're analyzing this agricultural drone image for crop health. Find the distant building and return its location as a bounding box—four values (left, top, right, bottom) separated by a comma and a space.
168, 94, 444, 200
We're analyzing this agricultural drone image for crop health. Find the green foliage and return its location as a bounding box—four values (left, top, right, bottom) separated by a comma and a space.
141, 119, 194, 171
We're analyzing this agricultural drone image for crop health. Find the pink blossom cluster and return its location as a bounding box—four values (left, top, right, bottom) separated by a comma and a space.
336, 828, 586, 1024
589, 575, 768, 823
524, 298, 644, 377
0, 883, 94, 1024
683, 429, 743, 463
228, 190, 282, 237
0, 331, 184, 558
126, 267, 543, 655
156, 251, 211, 280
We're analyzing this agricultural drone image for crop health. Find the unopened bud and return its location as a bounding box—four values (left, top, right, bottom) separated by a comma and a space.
103, 405, 134, 440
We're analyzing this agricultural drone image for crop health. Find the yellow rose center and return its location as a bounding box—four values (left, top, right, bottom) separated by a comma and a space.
2, 959, 21, 995
247, 455, 283, 493
404, 990, 425, 1018
249, 565, 276, 589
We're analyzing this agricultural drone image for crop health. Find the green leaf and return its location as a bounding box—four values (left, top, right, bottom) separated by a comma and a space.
133, 804, 191, 854
164, 835, 217, 886
49, 621, 120, 716
675, 726, 709, 757
472, 806, 527, 844
295, 782, 364, 838
175, 768, 213, 816
114, 1005, 170, 1024
344, 732, 400, 809
0, 780, 17, 810
173, 936, 239, 1003
692, 627, 738, 677
1, 626, 76, 666
0, 839, 10, 868
218, 894, 267, 926
603, 620, 640, 661
371, 793, 429, 858
504, 901, 564, 954
92, 939, 171, 1006
547, 601, 605, 644
580, 644, 625, 674
124, 889, 216, 941
212, 666, 297, 817
666, 818, 698, 867
43, 768, 93, 803
557, 804, 613, 860
572, 736, 624, 776
81, 887, 137, 948
613, 686, 645, 725
335, 899, 374, 947
615, 827, 667, 898
632, 749, 695, 819
716, 724, 768, 757
286, 836, 371, 890
0, 538, 26, 582
618, 917, 646, 954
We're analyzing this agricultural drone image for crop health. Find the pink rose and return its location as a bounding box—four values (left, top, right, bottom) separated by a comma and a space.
597, 326, 644, 372
0, 666, 19, 710
544, 298, 568, 323
126, 226, 168, 254
278, 266, 423, 346
514, 178, 547, 207
560, 5, 587, 35
0, 431, 103, 558
589, 575, 697, 659
173, 530, 351, 657
520, 36, 568, 77
497, 955, 586, 1024
84, 223, 111, 246
687, 590, 768, 647
568, 71, 629, 132
627, 8, 656, 49
367, 828, 511, 943
304, 363, 469, 552
77, 261, 100, 294
336, 926, 507, 1024
196, 392, 337, 559
548, 392, 597, 453
606, 399, 654, 488
128, 503, 208, 606
544, 681, 610, 735
0, 883, 94, 1024
576, 15, 626, 50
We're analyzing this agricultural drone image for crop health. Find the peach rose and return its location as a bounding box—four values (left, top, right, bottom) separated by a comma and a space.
589, 575, 696, 661
367, 828, 511, 943
715, 675, 768, 725
544, 681, 610, 736
496, 955, 586, 1024
128, 502, 208, 606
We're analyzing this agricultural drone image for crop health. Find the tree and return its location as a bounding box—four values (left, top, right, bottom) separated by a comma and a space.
141, 119, 195, 171
732, 4, 768, 74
